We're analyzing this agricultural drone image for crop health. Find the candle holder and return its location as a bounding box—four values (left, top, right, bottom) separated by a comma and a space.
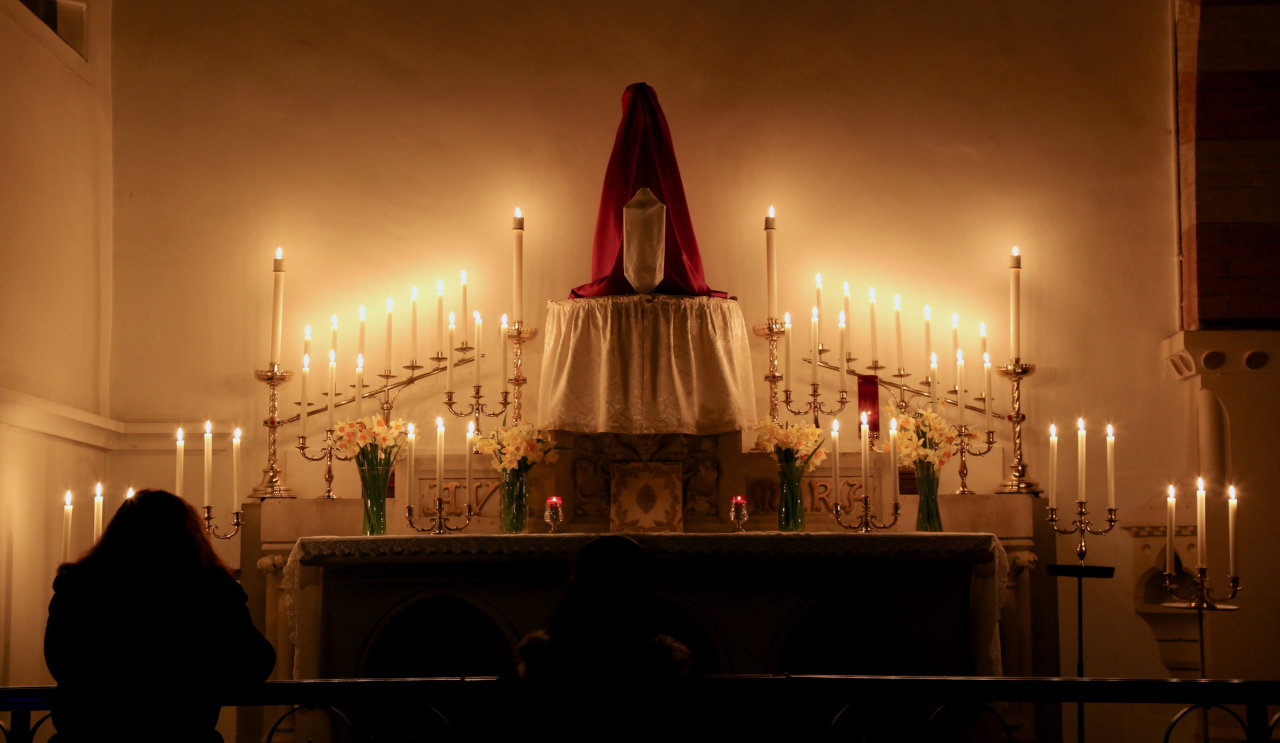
997, 359, 1038, 494
783, 378, 849, 428
544, 497, 563, 533
251, 366, 294, 499
1164, 567, 1241, 612
730, 496, 748, 532
751, 318, 787, 423
202, 505, 243, 540
406, 498, 474, 535
1047, 500, 1118, 565
507, 321, 539, 424
831, 476, 900, 533
296, 428, 353, 500
952, 424, 997, 495
443, 385, 509, 436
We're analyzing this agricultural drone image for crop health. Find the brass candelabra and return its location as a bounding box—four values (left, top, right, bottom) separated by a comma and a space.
1048, 500, 1118, 565
251, 365, 294, 498
831, 479, 901, 533
953, 424, 997, 495
202, 505, 243, 540
296, 428, 353, 500
997, 358, 1037, 494
406, 498, 474, 535
1164, 567, 1240, 612
507, 321, 538, 424
751, 318, 786, 423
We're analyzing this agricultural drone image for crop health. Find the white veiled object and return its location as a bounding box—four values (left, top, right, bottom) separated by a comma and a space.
537, 295, 756, 434
622, 187, 665, 294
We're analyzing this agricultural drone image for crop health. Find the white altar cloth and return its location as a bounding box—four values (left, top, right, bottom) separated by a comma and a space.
537, 295, 756, 434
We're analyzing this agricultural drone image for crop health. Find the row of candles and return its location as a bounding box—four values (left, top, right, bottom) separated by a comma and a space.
829, 413, 901, 506
267, 208, 529, 419
59, 484, 135, 561
173, 423, 242, 515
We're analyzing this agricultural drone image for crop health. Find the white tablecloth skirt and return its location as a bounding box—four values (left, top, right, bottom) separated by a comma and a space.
537, 295, 756, 434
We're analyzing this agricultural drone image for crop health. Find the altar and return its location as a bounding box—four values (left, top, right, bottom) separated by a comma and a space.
281, 533, 1007, 681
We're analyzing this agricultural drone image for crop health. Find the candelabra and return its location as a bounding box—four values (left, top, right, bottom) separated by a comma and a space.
1048, 499, 1118, 565
997, 359, 1037, 494
831, 477, 900, 533
251, 366, 294, 498
952, 424, 997, 495
544, 496, 563, 533
296, 428, 353, 499
1164, 567, 1240, 612
406, 498, 474, 535
751, 318, 787, 423
202, 505, 243, 539
507, 321, 538, 424
730, 495, 748, 532
784, 345, 850, 427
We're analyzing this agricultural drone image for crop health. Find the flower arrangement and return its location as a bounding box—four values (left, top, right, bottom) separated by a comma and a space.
890, 404, 957, 469
475, 422, 559, 474
332, 416, 409, 468
754, 419, 827, 472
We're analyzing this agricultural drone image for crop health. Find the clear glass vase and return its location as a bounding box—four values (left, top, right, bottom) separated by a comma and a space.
358, 464, 391, 536
777, 465, 805, 532
914, 461, 943, 532
499, 468, 528, 533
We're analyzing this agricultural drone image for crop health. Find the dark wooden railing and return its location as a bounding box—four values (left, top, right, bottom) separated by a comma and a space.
2, 675, 1278, 742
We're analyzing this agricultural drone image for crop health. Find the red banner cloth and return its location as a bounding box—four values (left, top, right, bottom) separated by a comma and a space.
569, 83, 725, 298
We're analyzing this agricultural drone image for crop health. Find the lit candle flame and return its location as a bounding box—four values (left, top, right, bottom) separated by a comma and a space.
1078, 418, 1085, 431
838, 310, 846, 327
356, 353, 364, 371
957, 349, 964, 362
784, 311, 791, 325
386, 297, 393, 312
468, 420, 475, 435
448, 312, 455, 329
811, 306, 818, 320
126, 487, 134, 499
331, 314, 338, 330
233, 427, 242, 441
501, 313, 508, 327
1167, 484, 1175, 499
1197, 476, 1205, 491
411, 286, 418, 300
952, 312, 959, 328
983, 352, 991, 365
460, 270, 467, 285
832, 419, 840, 433
474, 310, 481, 322
329, 349, 336, 364
205, 420, 212, 434
1012, 246, 1019, 256
436, 279, 444, 295
843, 281, 850, 296
177, 427, 184, 443
815, 273, 822, 288
1107, 424, 1114, 437
931, 352, 938, 365
869, 287, 876, 302
275, 247, 283, 260
890, 418, 898, 434
407, 422, 415, 435
979, 322, 987, 337
359, 305, 366, 321
95, 482, 102, 498
1050, 424, 1057, 437
768, 205, 775, 218
65, 491, 72, 507
894, 294, 901, 310
924, 305, 931, 320
515, 206, 522, 218
860, 411, 868, 425
305, 324, 312, 340
436, 416, 444, 430
1228, 485, 1237, 501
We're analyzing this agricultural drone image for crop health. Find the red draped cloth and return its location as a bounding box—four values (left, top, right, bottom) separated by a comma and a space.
570, 83, 725, 298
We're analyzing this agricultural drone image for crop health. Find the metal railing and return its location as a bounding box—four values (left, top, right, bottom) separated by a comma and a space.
2, 675, 1278, 742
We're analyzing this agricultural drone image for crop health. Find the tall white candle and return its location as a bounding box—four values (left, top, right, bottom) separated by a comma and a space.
1077, 418, 1087, 504
410, 286, 419, 364
203, 420, 212, 508
446, 313, 455, 392
888, 418, 899, 505
1228, 485, 1238, 576
500, 314, 509, 393
831, 420, 841, 501
923, 305, 933, 375
859, 412, 870, 501
357, 305, 367, 360
466, 420, 475, 508
513, 207, 525, 324
384, 297, 394, 372
435, 417, 445, 506
435, 279, 445, 359
929, 353, 939, 407
1196, 476, 1207, 568
175, 428, 185, 497
93, 482, 103, 541
327, 350, 337, 432
837, 311, 848, 388
270, 248, 285, 367
355, 354, 365, 419
893, 294, 904, 373
62, 491, 72, 562
232, 428, 242, 507
1106, 424, 1116, 510
460, 270, 469, 343
956, 350, 966, 428
868, 288, 879, 364
979, 321, 988, 360
815, 274, 823, 343
406, 423, 416, 507
1048, 425, 1058, 510
842, 282, 851, 361
783, 313, 793, 387
1166, 485, 1176, 574
765, 207, 778, 319
982, 353, 993, 421
474, 312, 483, 387
1010, 247, 1022, 359
810, 306, 819, 388
300, 353, 310, 438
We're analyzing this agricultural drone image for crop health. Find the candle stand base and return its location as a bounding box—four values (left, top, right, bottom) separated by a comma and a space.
996, 360, 1037, 495
407, 499, 474, 535
252, 367, 295, 499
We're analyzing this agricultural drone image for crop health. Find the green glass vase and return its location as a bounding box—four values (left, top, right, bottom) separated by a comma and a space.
777, 465, 805, 532
499, 468, 528, 533
357, 464, 391, 536
914, 461, 943, 532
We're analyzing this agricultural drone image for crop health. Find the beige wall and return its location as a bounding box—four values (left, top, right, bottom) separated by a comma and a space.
9, 0, 1278, 739
0, 0, 113, 688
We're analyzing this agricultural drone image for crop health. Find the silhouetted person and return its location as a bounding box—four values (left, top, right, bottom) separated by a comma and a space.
44, 489, 275, 742
516, 536, 692, 734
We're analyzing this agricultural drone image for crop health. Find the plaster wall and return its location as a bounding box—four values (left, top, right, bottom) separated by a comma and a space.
0, 0, 113, 689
